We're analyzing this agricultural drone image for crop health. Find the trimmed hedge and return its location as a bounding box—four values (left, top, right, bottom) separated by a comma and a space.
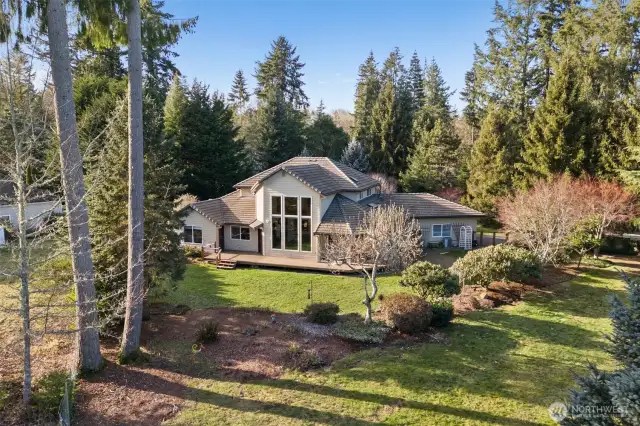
303, 302, 340, 324
431, 300, 455, 327
400, 261, 460, 301
450, 245, 542, 287
380, 293, 433, 334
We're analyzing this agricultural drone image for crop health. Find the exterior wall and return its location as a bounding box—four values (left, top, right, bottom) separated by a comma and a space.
260, 172, 321, 259
255, 187, 265, 222
0, 201, 62, 229
182, 208, 218, 248
417, 217, 477, 246
224, 224, 259, 252
339, 186, 378, 203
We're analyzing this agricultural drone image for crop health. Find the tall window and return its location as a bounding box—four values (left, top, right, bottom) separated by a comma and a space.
271, 195, 312, 251
301, 197, 311, 251
271, 196, 282, 249
284, 197, 298, 250
183, 226, 202, 244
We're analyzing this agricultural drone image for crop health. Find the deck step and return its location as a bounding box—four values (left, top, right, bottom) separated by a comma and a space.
215, 259, 237, 270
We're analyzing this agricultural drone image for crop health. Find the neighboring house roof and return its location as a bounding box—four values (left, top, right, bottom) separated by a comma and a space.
315, 194, 368, 235
234, 157, 379, 195
359, 193, 484, 219
0, 181, 58, 206
190, 190, 256, 225
316, 192, 484, 235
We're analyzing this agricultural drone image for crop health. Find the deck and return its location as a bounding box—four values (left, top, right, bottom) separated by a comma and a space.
204, 251, 358, 273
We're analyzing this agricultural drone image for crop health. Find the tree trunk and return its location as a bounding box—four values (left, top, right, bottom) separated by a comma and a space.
362, 275, 372, 324
120, 0, 145, 359
46, 0, 102, 372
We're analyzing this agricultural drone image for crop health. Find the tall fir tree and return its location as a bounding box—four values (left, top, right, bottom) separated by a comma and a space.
304, 101, 350, 159
423, 58, 455, 124
228, 69, 250, 110
459, 51, 485, 143
88, 95, 186, 324
245, 87, 306, 169
408, 51, 424, 112
368, 47, 413, 176
353, 52, 381, 151
466, 105, 519, 215
520, 56, 592, 182
254, 36, 308, 109
175, 81, 249, 199
400, 120, 460, 193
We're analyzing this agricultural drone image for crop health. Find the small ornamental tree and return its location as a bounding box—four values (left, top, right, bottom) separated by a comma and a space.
562, 275, 640, 425
324, 205, 422, 323
340, 139, 369, 173
400, 261, 459, 301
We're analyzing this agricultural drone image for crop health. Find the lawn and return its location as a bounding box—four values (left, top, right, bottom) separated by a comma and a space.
143, 263, 627, 425
152, 264, 405, 313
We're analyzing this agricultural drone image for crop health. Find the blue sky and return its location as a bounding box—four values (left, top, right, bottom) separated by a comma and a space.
163, 0, 496, 113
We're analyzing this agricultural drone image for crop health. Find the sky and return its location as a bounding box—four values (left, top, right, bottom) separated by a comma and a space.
163, 0, 497, 113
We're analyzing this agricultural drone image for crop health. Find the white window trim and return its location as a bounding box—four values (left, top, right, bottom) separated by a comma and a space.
231, 225, 251, 241
183, 225, 203, 244
432, 224, 452, 238
270, 195, 312, 252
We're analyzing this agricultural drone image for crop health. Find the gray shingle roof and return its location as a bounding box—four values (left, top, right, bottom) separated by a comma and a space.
234, 157, 379, 195
316, 192, 483, 234
315, 195, 369, 234
0, 181, 59, 206
359, 193, 484, 218
191, 190, 256, 225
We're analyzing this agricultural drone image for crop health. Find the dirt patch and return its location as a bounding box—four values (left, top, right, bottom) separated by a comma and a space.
453, 281, 538, 314
143, 307, 355, 380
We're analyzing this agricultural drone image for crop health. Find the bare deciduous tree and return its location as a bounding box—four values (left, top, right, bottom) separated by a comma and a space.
498, 175, 583, 265
323, 205, 422, 323
368, 172, 398, 195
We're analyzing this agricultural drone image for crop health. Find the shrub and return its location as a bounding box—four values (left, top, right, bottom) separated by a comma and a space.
184, 245, 203, 259
333, 316, 389, 344
450, 245, 542, 287
303, 302, 340, 324
195, 320, 218, 344
380, 293, 433, 334
33, 371, 73, 419
431, 300, 455, 327
288, 344, 324, 371
400, 261, 460, 301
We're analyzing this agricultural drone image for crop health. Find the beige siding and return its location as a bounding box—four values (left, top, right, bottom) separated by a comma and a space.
320, 194, 335, 218
182, 208, 218, 248
0, 201, 62, 229
260, 172, 321, 259
417, 218, 477, 246
255, 187, 265, 222
224, 225, 259, 252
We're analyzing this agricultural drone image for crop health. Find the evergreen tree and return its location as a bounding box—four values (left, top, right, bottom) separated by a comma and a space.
466, 105, 519, 215
163, 73, 188, 139
88, 95, 186, 324
408, 51, 424, 111
520, 57, 592, 181
176, 81, 249, 199
304, 101, 350, 159
400, 120, 460, 193
228, 69, 250, 110
340, 140, 369, 173
353, 52, 380, 150
254, 36, 308, 109
562, 275, 640, 425
460, 51, 485, 143
423, 58, 455, 124
245, 87, 306, 169
368, 47, 413, 176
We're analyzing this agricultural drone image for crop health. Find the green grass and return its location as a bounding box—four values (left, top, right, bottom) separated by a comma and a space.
146, 264, 625, 425
153, 264, 405, 313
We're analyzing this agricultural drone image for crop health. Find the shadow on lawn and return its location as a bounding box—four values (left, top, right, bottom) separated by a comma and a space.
83, 360, 542, 426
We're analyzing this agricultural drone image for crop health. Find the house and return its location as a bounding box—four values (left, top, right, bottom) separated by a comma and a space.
181, 157, 484, 264
0, 182, 62, 234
